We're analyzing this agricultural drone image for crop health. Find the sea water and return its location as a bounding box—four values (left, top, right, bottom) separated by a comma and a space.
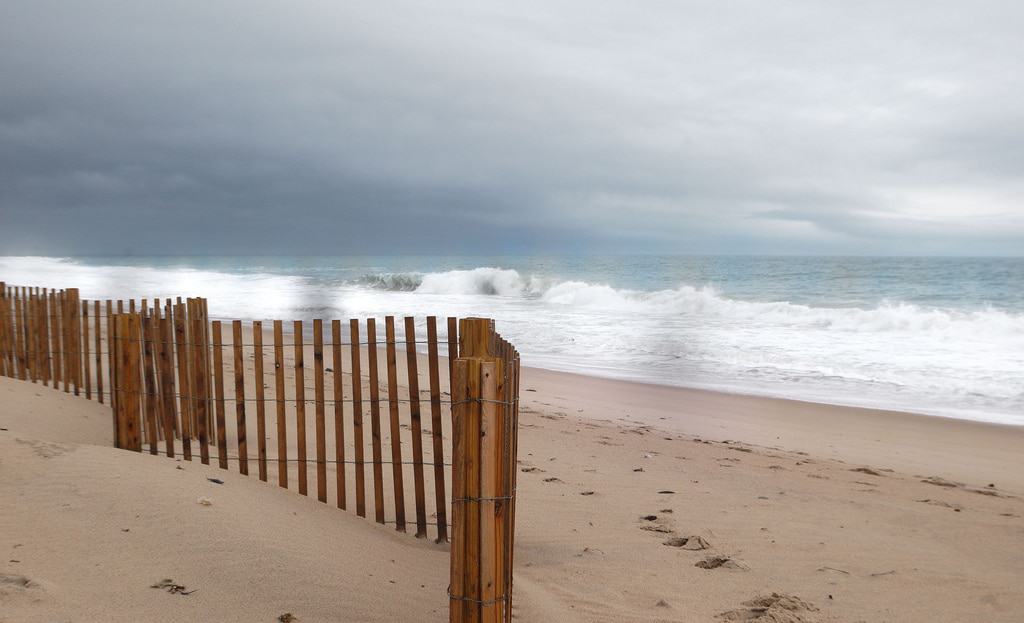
2, 255, 1022, 425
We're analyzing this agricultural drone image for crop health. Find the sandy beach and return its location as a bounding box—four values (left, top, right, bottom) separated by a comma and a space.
3, 361, 1023, 623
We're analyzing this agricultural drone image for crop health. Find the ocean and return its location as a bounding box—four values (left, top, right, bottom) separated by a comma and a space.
2, 255, 1022, 426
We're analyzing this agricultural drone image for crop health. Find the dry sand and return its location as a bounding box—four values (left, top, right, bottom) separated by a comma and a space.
2, 363, 1023, 622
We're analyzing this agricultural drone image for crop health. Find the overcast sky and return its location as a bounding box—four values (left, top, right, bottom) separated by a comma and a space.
1, 1, 1022, 256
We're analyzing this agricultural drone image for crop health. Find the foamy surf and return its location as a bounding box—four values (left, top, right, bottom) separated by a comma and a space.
2, 256, 1022, 425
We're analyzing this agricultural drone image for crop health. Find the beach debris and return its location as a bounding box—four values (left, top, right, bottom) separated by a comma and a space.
657, 490, 675, 494
580, 491, 595, 496
850, 467, 883, 476
632, 467, 644, 472
278, 613, 297, 622
921, 476, 960, 488
641, 514, 658, 521
817, 566, 850, 575
659, 508, 673, 513
642, 453, 655, 459
197, 497, 213, 506
325, 367, 332, 373
640, 524, 673, 534
655, 599, 671, 608
0, 574, 36, 589
663, 536, 710, 550
870, 570, 896, 577
520, 466, 543, 473
916, 498, 962, 511
150, 578, 196, 595
717, 593, 817, 621
542, 477, 563, 483
696, 555, 746, 570
207, 478, 224, 485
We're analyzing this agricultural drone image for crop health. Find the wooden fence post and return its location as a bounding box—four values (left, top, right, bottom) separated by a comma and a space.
450, 318, 514, 623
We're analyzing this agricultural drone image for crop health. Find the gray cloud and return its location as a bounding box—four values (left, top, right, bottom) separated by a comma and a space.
1, 0, 1022, 255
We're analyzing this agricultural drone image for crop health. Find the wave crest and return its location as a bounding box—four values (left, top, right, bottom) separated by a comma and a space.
358, 267, 1024, 338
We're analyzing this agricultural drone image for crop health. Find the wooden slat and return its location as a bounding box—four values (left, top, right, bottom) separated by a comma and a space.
42, 291, 53, 384
64, 290, 73, 392
0, 285, 6, 378
82, 301, 92, 399
366, 318, 385, 524
331, 320, 346, 510
35, 291, 45, 382
450, 359, 470, 622
142, 313, 160, 454
505, 352, 521, 623
0, 287, 7, 378
13, 294, 25, 381
294, 320, 308, 496
173, 302, 192, 460
349, 319, 366, 517
205, 299, 215, 447
26, 289, 33, 381
212, 321, 228, 469
274, 320, 288, 488
29, 288, 38, 381
94, 301, 103, 404
67, 289, 81, 395
463, 357, 482, 623
384, 316, 407, 532
313, 319, 327, 502
192, 300, 211, 465
232, 320, 248, 476
480, 359, 501, 623
59, 291, 69, 392
123, 314, 143, 451
46, 291, 55, 385
426, 317, 449, 542
448, 316, 458, 387
253, 321, 268, 482
108, 301, 117, 418
113, 314, 126, 448
31, 291, 41, 383
404, 317, 428, 538
24, 292, 34, 382
158, 311, 177, 458
51, 290, 62, 390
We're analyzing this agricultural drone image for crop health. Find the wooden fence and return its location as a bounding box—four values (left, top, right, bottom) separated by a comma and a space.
0, 281, 521, 622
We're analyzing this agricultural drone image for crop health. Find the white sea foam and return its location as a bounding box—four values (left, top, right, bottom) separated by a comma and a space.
367, 267, 1024, 341
3, 258, 1022, 425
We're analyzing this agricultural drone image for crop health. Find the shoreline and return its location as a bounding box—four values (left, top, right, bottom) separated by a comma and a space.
518, 365, 1024, 494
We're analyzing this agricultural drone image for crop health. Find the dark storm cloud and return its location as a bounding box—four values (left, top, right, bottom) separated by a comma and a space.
1, 1, 1022, 255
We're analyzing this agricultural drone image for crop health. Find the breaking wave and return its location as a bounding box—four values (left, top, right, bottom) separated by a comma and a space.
361, 267, 1024, 338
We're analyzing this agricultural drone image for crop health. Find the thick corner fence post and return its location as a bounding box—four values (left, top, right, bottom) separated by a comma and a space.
450, 318, 516, 623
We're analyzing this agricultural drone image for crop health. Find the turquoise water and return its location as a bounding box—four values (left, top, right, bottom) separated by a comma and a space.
3, 255, 1022, 425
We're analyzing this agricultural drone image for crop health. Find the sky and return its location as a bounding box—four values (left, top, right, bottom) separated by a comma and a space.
1, 1, 1022, 256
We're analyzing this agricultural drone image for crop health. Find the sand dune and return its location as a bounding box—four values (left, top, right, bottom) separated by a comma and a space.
3, 370, 1024, 622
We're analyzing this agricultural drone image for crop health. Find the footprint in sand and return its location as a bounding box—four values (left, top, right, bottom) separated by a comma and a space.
663, 536, 710, 550
717, 593, 818, 621
696, 555, 747, 570
850, 467, 884, 476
